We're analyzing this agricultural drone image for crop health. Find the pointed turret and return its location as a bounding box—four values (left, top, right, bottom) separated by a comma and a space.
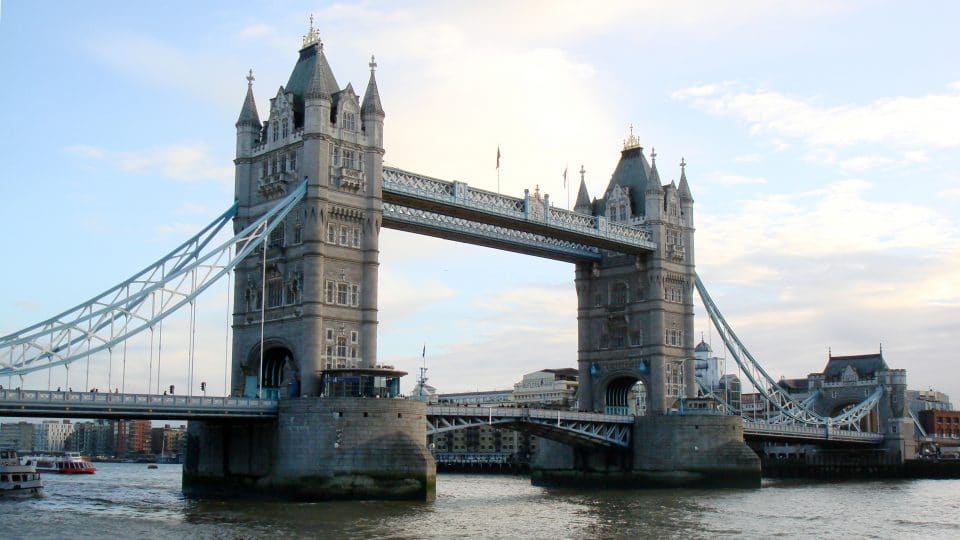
361, 55, 384, 117
678, 157, 693, 202
574, 165, 592, 214
236, 69, 261, 128
647, 148, 663, 194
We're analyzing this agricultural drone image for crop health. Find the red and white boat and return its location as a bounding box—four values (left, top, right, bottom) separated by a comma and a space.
21, 452, 96, 474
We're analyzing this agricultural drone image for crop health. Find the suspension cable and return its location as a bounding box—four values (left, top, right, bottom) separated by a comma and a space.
224, 245, 232, 397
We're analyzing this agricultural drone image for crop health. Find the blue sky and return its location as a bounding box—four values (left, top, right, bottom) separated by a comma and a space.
1, 1, 959, 401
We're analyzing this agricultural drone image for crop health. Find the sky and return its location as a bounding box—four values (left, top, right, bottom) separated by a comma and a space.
1, 1, 958, 403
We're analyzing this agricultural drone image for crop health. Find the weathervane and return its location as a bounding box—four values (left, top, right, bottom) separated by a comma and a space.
302, 14, 322, 48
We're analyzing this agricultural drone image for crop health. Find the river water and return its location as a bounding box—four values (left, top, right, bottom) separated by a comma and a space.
2, 463, 959, 538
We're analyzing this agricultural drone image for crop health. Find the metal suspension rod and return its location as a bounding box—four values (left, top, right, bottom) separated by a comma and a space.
224, 246, 232, 397
696, 274, 885, 429
0, 181, 307, 378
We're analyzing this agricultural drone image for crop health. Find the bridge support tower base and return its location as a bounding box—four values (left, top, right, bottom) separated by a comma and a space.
530, 415, 760, 488
183, 397, 436, 500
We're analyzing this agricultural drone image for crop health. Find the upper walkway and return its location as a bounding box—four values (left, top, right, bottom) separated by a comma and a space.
382, 167, 657, 262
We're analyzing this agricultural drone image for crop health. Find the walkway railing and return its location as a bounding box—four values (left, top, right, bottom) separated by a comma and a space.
0, 389, 278, 420
743, 420, 884, 443
382, 167, 657, 256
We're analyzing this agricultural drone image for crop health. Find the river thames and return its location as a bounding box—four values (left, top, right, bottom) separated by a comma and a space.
2, 463, 959, 538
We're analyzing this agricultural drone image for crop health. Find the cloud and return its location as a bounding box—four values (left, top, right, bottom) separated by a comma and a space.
698, 179, 958, 269
673, 82, 960, 150
733, 153, 762, 163
711, 174, 768, 186
65, 142, 232, 184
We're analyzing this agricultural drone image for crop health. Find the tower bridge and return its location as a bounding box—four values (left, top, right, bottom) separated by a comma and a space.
0, 25, 920, 499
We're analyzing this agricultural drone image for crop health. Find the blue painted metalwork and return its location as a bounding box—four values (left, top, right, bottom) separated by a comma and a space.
0, 181, 308, 378
382, 167, 657, 255
382, 202, 602, 262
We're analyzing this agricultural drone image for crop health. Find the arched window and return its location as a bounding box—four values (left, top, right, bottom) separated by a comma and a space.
610, 282, 628, 306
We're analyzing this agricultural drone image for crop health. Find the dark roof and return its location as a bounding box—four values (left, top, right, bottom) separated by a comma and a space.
694, 340, 712, 353
236, 83, 261, 127
822, 353, 888, 382
283, 43, 340, 126
595, 147, 653, 217
360, 69, 384, 117
776, 378, 808, 392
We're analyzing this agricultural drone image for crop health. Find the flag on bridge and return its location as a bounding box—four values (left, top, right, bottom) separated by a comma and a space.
496, 146, 501, 169
563, 165, 568, 188
422, 344, 426, 358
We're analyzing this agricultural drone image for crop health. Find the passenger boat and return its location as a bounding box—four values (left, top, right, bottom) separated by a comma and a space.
1, 449, 45, 498
21, 452, 96, 474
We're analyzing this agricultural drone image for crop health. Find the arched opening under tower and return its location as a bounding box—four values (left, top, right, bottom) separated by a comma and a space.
245, 345, 299, 399
605, 376, 647, 416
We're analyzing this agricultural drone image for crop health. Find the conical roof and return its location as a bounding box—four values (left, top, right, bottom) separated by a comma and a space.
678, 158, 693, 201
236, 74, 261, 128
283, 43, 340, 125
574, 176, 592, 214
361, 56, 384, 117
595, 146, 654, 216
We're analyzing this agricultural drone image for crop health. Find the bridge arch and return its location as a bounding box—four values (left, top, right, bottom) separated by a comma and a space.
597, 370, 649, 416
245, 338, 300, 399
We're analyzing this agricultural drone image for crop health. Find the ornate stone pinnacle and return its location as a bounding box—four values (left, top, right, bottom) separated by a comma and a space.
680, 157, 686, 170
650, 148, 657, 164
623, 124, 642, 151
369, 55, 377, 72
302, 14, 322, 48
579, 164, 586, 181
246, 69, 255, 87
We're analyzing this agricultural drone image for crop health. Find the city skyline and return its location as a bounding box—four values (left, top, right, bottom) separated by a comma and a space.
1, 1, 958, 400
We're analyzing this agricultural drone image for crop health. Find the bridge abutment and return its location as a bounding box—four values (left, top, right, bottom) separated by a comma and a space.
184, 397, 435, 500
531, 415, 760, 488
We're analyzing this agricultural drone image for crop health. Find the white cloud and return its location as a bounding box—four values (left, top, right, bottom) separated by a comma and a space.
65, 142, 232, 184
733, 153, 762, 163
711, 174, 768, 186
673, 82, 960, 150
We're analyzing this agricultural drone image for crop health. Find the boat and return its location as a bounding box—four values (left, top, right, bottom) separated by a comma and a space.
21, 452, 96, 474
1, 449, 45, 498
147, 464, 158, 469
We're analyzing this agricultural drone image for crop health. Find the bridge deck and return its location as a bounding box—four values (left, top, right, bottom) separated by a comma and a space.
382, 167, 656, 261
0, 389, 278, 421
743, 421, 884, 444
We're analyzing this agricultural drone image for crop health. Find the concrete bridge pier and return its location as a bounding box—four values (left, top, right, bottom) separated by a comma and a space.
183, 397, 435, 500
530, 414, 760, 488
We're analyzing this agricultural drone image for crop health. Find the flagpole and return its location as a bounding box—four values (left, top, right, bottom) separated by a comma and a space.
565, 164, 570, 210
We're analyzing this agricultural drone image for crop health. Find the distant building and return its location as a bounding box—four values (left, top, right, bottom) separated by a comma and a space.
907, 389, 952, 416
694, 339, 723, 392
66, 420, 115, 457
918, 410, 960, 439
151, 425, 187, 462
116, 420, 152, 455
0, 422, 36, 452
718, 374, 742, 413
437, 390, 513, 407
512, 368, 578, 409
33, 420, 74, 453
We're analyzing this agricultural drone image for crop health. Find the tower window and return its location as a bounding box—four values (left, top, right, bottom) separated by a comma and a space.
272, 121, 279, 142
266, 275, 283, 308
289, 152, 297, 171
350, 331, 358, 344
339, 226, 349, 246
282, 118, 289, 138
325, 280, 335, 304
350, 284, 360, 307
326, 328, 334, 341
293, 214, 303, 245
327, 224, 336, 243
343, 112, 357, 131
337, 283, 349, 305
352, 228, 361, 248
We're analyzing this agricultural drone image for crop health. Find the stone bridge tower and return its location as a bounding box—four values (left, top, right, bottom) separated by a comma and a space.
574, 132, 697, 415
232, 25, 385, 398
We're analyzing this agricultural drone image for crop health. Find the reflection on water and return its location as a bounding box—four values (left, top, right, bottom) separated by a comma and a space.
2, 464, 959, 539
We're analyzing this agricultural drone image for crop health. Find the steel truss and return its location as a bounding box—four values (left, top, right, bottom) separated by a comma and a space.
0, 181, 308, 378
426, 406, 633, 448
695, 275, 882, 430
